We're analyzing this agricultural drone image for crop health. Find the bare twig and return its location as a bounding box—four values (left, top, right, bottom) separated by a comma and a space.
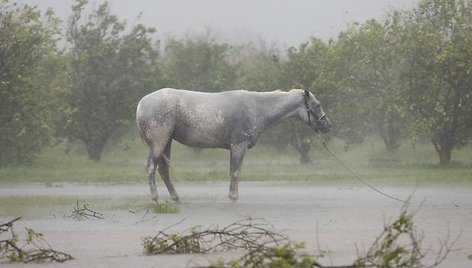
425, 227, 462, 268
0, 217, 22, 233
160, 218, 187, 232
132, 208, 157, 225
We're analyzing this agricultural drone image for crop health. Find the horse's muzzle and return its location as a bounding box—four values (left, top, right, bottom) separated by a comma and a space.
318, 116, 331, 134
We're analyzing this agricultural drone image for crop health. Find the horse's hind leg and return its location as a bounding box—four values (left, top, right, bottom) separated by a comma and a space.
146, 149, 159, 202
157, 141, 180, 202
146, 138, 170, 202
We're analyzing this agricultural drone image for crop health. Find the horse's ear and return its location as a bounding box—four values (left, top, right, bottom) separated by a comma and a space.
304, 89, 310, 99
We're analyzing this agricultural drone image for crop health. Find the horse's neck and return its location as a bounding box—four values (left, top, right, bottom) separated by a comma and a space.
257, 91, 303, 130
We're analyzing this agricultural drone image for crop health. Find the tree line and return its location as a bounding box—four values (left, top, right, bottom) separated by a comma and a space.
1, 0, 470, 166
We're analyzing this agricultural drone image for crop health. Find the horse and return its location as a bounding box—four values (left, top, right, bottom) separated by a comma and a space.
136, 88, 331, 202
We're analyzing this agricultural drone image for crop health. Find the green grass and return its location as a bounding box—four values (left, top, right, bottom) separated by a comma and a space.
0, 195, 127, 218
0, 136, 471, 187
151, 200, 180, 214
0, 194, 165, 218
0, 195, 76, 218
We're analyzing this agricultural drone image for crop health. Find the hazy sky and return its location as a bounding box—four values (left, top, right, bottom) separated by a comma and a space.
22, 0, 418, 47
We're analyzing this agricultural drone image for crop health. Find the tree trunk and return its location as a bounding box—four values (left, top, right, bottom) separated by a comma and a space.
382, 135, 401, 153
299, 147, 311, 164
436, 148, 451, 165
432, 134, 453, 165
84, 140, 106, 162
379, 116, 402, 153
290, 135, 311, 164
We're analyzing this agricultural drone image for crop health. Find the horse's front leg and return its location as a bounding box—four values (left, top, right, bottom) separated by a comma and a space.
229, 142, 248, 201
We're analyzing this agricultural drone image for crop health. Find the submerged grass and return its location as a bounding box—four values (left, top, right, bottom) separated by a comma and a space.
0, 195, 81, 218
0, 137, 471, 186
0, 194, 171, 218
151, 200, 180, 214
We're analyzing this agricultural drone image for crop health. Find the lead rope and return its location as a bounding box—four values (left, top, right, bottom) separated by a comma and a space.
315, 134, 409, 204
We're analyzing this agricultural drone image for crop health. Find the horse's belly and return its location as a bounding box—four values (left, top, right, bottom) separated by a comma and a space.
173, 125, 228, 149
173, 102, 230, 148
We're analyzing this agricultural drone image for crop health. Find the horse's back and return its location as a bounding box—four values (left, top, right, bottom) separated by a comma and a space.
137, 88, 242, 148
138, 88, 248, 117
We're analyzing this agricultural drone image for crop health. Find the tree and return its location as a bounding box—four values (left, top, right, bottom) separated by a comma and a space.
0, 1, 62, 166
163, 30, 238, 91
401, 0, 472, 164
65, 0, 161, 161
280, 37, 370, 151
235, 41, 284, 91
310, 36, 369, 148
335, 18, 408, 152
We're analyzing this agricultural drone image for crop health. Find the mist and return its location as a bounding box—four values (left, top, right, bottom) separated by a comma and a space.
2, 0, 472, 266
22, 0, 417, 47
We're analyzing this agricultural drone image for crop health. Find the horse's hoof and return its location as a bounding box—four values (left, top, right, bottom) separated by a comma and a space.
228, 194, 238, 202
171, 195, 180, 203
151, 195, 159, 202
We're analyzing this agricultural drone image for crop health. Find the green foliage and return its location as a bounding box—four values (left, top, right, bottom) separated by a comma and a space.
143, 228, 201, 255
355, 211, 416, 267
212, 243, 318, 268
151, 200, 180, 214
163, 30, 237, 91
235, 42, 284, 91
0, 1, 63, 166
350, 208, 454, 268
336, 18, 408, 151
64, 0, 161, 161
399, 0, 472, 164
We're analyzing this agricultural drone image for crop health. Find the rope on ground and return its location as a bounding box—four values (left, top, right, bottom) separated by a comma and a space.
315, 135, 409, 204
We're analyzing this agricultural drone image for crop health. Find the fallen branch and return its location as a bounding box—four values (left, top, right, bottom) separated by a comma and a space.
207, 242, 320, 268
70, 200, 104, 220
143, 208, 458, 268
0, 218, 73, 263
143, 218, 289, 255
353, 208, 460, 268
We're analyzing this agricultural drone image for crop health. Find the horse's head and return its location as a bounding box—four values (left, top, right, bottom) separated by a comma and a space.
302, 90, 331, 134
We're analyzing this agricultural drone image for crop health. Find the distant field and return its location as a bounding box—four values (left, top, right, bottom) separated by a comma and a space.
0, 136, 471, 186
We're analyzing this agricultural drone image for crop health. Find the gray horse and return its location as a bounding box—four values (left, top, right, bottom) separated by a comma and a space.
136, 88, 331, 202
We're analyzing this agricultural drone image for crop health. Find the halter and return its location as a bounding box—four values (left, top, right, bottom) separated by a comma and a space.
303, 91, 320, 127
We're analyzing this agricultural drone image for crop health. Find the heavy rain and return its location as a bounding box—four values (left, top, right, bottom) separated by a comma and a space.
1, 0, 471, 267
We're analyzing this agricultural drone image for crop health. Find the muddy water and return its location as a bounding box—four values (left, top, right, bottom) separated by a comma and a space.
1, 182, 471, 267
